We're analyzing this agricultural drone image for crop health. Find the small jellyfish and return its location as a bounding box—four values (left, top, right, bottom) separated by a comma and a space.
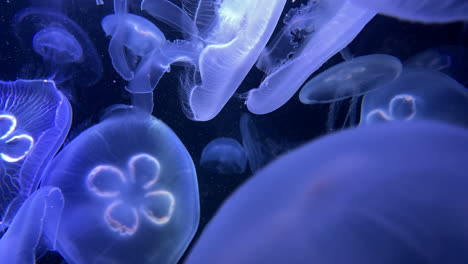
141, 0, 288, 121
185, 121, 468, 264
200, 138, 247, 175
365, 108, 391, 124
361, 68, 468, 127
350, 0, 468, 23
32, 27, 83, 65
299, 54, 402, 104
245, 0, 376, 115
0, 187, 64, 264
41, 107, 199, 264
0, 79, 71, 229
14, 8, 103, 86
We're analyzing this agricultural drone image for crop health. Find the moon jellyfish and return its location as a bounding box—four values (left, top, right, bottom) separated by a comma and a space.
361, 68, 468, 127
200, 138, 247, 175
14, 8, 103, 86
186, 121, 468, 264
0, 79, 71, 228
245, 0, 376, 115
299, 54, 402, 104
350, 0, 468, 23
141, 0, 287, 121
41, 107, 199, 264
0, 187, 64, 264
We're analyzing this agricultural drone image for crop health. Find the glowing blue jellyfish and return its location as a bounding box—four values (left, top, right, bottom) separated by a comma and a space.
0, 79, 71, 228
200, 137, 247, 175
299, 54, 402, 104
245, 0, 376, 115
350, 0, 468, 23
0, 187, 64, 264
361, 68, 468, 127
141, 0, 288, 121
186, 120, 468, 264
41, 107, 199, 264
14, 8, 103, 86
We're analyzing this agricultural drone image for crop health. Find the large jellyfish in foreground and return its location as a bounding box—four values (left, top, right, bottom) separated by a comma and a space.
360, 68, 468, 127
141, 0, 287, 121
299, 54, 402, 104
0, 79, 71, 228
350, 0, 468, 23
0, 187, 64, 264
42, 107, 199, 264
245, 0, 376, 115
200, 137, 247, 175
14, 8, 103, 86
186, 120, 468, 264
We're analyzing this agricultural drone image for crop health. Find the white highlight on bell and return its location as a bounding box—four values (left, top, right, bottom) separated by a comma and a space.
0, 114, 17, 140
1, 134, 34, 163
87, 165, 126, 197
141, 190, 175, 225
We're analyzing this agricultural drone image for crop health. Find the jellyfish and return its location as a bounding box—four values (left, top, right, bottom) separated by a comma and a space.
41, 107, 199, 264
0, 79, 72, 229
14, 8, 103, 87
200, 137, 247, 175
0, 187, 64, 264
350, 0, 468, 23
405, 46, 468, 87
245, 0, 376, 115
360, 68, 468, 127
185, 120, 468, 264
299, 54, 402, 104
141, 0, 288, 121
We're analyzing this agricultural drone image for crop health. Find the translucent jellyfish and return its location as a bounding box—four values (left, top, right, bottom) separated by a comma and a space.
186, 120, 468, 264
299, 54, 402, 104
32, 27, 83, 65
101, 13, 197, 93
141, 0, 288, 121
0, 79, 72, 228
41, 107, 199, 264
0, 187, 64, 264
405, 46, 468, 87
200, 137, 247, 175
350, 0, 468, 23
360, 68, 468, 127
14, 8, 103, 86
245, 0, 376, 115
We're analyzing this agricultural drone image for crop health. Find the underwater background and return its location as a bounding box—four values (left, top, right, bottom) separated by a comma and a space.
0, 0, 467, 263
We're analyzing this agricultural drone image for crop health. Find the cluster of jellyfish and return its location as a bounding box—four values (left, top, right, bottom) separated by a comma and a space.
0, 0, 467, 263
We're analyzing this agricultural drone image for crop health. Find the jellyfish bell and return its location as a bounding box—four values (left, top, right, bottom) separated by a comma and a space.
200, 137, 247, 175
361, 68, 468, 127
299, 54, 402, 104
349, 0, 468, 23
141, 0, 288, 121
186, 120, 468, 264
0, 79, 71, 230
14, 8, 103, 87
245, 0, 376, 115
41, 107, 199, 264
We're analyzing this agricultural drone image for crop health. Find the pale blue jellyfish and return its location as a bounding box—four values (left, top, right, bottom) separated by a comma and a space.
0, 187, 64, 264
200, 137, 247, 175
350, 0, 468, 23
141, 0, 288, 121
0, 79, 71, 228
361, 68, 468, 127
14, 8, 103, 86
41, 107, 199, 264
299, 54, 402, 104
186, 121, 468, 263
245, 0, 376, 115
